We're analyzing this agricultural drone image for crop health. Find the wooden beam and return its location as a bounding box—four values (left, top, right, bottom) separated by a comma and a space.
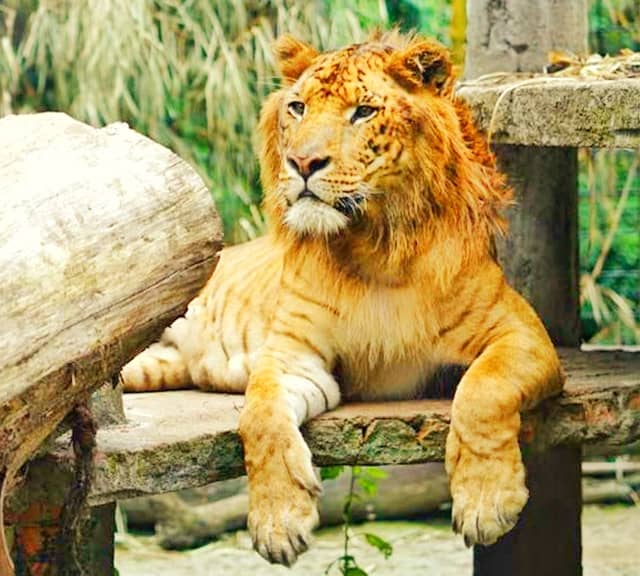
16, 349, 636, 506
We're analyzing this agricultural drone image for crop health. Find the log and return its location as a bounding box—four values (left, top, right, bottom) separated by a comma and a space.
318, 463, 450, 526
582, 474, 640, 504
121, 463, 640, 549
120, 463, 450, 549
0, 112, 222, 573
155, 493, 249, 549
582, 460, 640, 476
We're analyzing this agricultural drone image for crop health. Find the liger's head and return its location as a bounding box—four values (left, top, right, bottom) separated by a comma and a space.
258, 32, 509, 245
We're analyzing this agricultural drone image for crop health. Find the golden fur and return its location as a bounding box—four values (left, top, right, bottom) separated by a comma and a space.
121, 31, 563, 565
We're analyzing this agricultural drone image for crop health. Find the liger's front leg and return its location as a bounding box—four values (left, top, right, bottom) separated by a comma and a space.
445, 288, 564, 547
239, 321, 339, 565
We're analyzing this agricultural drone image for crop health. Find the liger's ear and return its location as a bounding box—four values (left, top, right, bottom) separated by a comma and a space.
385, 39, 453, 95
274, 34, 318, 84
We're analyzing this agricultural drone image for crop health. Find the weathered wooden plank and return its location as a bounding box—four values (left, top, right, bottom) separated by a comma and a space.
457, 78, 640, 148
35, 349, 636, 506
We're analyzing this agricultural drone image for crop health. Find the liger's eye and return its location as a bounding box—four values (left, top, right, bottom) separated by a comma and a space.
351, 105, 377, 123
287, 101, 305, 118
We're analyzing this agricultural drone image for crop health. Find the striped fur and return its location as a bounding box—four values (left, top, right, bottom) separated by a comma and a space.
121, 32, 563, 566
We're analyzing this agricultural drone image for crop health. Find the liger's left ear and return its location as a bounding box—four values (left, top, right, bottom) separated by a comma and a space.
274, 35, 319, 84
385, 40, 453, 95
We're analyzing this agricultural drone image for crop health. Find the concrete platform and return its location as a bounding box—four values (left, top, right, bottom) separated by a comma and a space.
457, 77, 640, 147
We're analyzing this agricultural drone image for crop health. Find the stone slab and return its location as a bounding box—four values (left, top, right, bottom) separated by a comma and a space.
457, 78, 640, 148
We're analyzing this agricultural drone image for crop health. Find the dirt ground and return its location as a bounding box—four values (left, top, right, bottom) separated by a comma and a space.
115, 504, 639, 576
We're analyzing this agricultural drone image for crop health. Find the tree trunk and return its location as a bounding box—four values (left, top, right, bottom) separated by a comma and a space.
0, 112, 222, 574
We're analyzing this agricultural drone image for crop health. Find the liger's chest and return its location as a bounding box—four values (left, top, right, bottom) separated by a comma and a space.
332, 285, 442, 400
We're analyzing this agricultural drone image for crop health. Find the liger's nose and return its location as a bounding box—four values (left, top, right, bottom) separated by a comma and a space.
287, 154, 331, 179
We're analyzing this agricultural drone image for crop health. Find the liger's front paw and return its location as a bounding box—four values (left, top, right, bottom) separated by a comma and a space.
445, 427, 529, 547
248, 477, 319, 566
243, 423, 321, 566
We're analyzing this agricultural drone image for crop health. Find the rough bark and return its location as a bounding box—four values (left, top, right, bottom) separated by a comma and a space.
0, 112, 222, 573
492, 145, 580, 344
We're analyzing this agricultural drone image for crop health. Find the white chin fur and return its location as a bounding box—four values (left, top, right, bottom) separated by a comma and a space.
284, 199, 349, 237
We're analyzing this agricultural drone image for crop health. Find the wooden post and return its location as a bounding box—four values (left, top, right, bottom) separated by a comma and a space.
465, 0, 586, 347
473, 446, 582, 576
465, 1, 587, 574
7, 499, 115, 576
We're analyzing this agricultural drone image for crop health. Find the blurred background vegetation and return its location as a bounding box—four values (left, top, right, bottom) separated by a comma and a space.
0, 0, 637, 345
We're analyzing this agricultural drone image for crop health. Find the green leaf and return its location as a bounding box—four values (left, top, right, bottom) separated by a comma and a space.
339, 554, 356, 564
357, 475, 379, 496
344, 567, 368, 576
364, 533, 393, 559
338, 554, 358, 572
321, 466, 345, 480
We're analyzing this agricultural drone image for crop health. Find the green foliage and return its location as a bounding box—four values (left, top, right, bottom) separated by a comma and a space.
321, 465, 346, 480
324, 466, 392, 575
384, 0, 451, 42
582, 1, 640, 344
589, 0, 640, 54
363, 532, 393, 558
579, 150, 639, 344
353, 465, 387, 497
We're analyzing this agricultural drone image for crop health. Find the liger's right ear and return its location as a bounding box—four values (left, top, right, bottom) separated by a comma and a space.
385, 38, 453, 96
274, 35, 318, 84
